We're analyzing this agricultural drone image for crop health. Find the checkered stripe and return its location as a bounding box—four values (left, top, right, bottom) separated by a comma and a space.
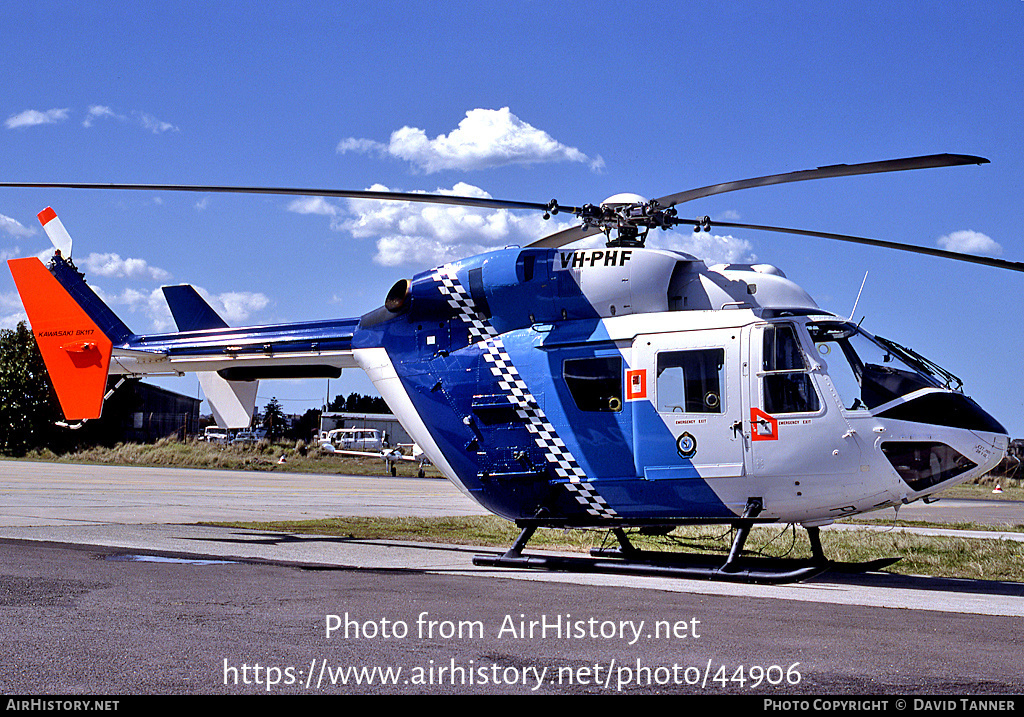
435, 265, 618, 519
435, 269, 496, 344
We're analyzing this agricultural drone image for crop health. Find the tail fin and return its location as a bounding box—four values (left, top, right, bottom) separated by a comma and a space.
161, 285, 258, 429
7, 255, 129, 420
162, 284, 229, 331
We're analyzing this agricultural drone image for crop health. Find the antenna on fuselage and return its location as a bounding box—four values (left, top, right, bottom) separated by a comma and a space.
849, 271, 869, 322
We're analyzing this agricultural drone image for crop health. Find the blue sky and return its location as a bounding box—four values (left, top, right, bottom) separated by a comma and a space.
2, 2, 1023, 435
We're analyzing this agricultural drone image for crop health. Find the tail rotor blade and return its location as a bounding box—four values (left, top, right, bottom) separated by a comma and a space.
37, 207, 73, 257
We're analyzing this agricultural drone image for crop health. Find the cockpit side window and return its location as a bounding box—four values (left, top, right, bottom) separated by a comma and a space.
807, 322, 943, 410
761, 324, 820, 414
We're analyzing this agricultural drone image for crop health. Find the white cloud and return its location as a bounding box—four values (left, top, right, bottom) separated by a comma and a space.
0, 312, 28, 330
0, 292, 28, 330
205, 290, 271, 325
92, 284, 271, 333
93, 286, 174, 332
655, 231, 757, 266
937, 230, 1002, 257
136, 111, 178, 134
292, 182, 575, 266
80, 252, 172, 282
287, 197, 340, 217
287, 180, 755, 267
83, 105, 124, 127
81, 105, 178, 134
338, 107, 603, 173
1, 213, 37, 239
5, 108, 70, 129
7, 106, 176, 133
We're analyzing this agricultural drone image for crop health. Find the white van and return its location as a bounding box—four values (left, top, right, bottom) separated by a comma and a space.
319, 428, 384, 453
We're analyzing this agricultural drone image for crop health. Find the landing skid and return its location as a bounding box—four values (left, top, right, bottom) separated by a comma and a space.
472, 523, 901, 586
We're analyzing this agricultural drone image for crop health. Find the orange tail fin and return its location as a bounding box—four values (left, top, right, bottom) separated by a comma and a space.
8, 257, 114, 420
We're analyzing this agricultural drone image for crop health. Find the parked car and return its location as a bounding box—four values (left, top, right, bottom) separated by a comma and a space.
201, 426, 230, 444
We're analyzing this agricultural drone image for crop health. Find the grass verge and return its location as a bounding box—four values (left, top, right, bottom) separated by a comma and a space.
206, 516, 1024, 583
18, 438, 442, 479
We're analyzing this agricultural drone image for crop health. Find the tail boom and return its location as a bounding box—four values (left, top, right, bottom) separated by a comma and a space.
9, 254, 362, 425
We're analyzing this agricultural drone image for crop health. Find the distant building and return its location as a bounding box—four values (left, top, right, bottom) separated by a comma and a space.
96, 380, 202, 443
319, 412, 413, 447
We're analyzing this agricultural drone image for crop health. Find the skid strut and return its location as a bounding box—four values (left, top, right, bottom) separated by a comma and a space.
473, 499, 898, 584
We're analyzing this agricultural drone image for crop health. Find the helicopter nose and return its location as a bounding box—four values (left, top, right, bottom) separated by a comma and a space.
876, 391, 1007, 435
879, 423, 1008, 493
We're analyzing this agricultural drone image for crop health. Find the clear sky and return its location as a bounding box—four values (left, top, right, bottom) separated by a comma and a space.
1, 2, 1022, 435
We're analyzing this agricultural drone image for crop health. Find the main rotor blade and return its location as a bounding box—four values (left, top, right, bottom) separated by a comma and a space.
0, 181, 578, 214
528, 223, 603, 248
655, 154, 989, 208
690, 218, 1024, 273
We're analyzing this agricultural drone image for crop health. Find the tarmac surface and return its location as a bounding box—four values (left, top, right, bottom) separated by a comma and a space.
1, 459, 1022, 695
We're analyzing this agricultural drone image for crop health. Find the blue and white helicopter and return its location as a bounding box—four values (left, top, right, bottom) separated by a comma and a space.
3, 154, 1018, 583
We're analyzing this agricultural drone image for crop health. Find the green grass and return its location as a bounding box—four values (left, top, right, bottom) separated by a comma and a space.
17, 437, 442, 479
207, 516, 1024, 583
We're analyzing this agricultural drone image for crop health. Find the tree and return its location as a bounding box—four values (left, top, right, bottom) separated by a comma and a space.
0, 322, 66, 456
285, 407, 322, 442
328, 392, 391, 414
261, 397, 287, 440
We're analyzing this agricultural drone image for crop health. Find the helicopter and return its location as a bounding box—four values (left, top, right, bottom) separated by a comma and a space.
2, 153, 1019, 584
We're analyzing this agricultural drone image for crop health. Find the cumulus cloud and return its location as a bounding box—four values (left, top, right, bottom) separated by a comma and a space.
0, 291, 28, 329
80, 252, 172, 282
204, 290, 271, 325
287, 181, 758, 267
1, 214, 37, 239
656, 231, 757, 266
937, 230, 1002, 257
5, 108, 70, 129
90, 286, 173, 332
290, 181, 575, 266
338, 107, 603, 173
287, 196, 341, 217
93, 284, 270, 333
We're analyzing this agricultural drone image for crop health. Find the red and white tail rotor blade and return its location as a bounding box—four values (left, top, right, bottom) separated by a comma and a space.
37, 207, 73, 258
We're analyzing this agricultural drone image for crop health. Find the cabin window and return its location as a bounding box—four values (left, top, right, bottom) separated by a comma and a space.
563, 356, 623, 412
656, 348, 725, 414
761, 324, 820, 414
